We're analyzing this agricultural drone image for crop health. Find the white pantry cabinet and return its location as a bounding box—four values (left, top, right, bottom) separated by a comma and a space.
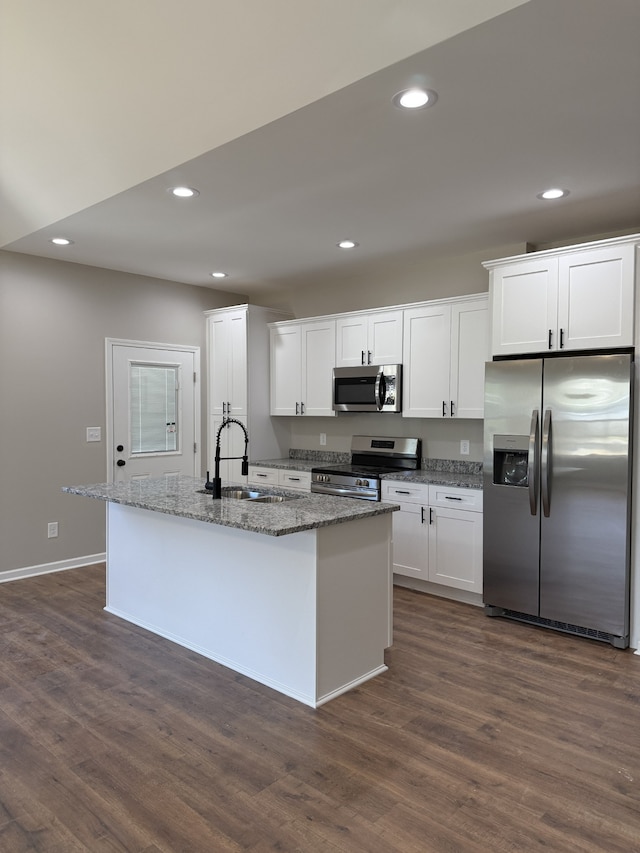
486, 235, 639, 357
270, 318, 336, 417
205, 305, 290, 481
336, 309, 403, 366
402, 295, 488, 419
382, 481, 483, 594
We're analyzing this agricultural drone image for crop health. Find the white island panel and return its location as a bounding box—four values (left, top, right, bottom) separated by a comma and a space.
105, 503, 390, 707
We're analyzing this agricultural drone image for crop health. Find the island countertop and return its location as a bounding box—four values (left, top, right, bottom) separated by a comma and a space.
63, 475, 400, 537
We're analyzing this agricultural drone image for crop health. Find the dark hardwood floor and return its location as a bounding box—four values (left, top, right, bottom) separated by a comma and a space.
0, 564, 639, 852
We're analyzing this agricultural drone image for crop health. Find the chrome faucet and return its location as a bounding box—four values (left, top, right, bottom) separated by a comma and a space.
208, 418, 249, 498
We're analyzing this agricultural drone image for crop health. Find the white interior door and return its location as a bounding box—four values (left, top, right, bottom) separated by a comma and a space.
107, 340, 200, 482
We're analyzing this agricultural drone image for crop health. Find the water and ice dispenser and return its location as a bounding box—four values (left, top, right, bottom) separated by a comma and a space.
492, 435, 529, 487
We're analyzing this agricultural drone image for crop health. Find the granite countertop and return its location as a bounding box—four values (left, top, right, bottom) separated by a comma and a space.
250, 458, 319, 473
62, 475, 400, 537
381, 470, 483, 489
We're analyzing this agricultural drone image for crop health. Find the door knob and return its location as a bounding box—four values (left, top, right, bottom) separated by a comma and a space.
116, 459, 126, 467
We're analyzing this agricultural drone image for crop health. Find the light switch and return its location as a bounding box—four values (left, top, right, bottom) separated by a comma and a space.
86, 427, 101, 442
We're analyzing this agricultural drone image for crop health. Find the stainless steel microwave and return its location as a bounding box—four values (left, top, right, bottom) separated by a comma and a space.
332, 364, 402, 413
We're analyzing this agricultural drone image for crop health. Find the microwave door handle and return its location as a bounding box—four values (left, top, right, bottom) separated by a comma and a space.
528, 409, 540, 516
374, 368, 385, 411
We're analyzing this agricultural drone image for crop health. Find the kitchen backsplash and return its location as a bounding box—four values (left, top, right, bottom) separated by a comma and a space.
288, 448, 481, 473
289, 448, 350, 464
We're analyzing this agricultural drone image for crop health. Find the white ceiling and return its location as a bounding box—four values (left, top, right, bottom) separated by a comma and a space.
2, 0, 639, 298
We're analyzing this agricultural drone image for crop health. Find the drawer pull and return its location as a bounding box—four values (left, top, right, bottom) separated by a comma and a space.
256, 473, 268, 478
445, 496, 463, 501
395, 490, 411, 495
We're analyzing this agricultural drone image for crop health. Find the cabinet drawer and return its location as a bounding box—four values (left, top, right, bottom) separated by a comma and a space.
382, 481, 429, 504
279, 470, 311, 491
248, 467, 279, 486
428, 486, 483, 512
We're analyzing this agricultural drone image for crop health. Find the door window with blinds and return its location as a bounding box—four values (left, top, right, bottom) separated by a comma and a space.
129, 362, 181, 454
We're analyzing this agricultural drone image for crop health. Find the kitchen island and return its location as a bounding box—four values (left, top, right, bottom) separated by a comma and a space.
63, 476, 399, 707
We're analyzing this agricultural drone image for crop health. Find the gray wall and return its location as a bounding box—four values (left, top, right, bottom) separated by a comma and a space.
0, 251, 243, 576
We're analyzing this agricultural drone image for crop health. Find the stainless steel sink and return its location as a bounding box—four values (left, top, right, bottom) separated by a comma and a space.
197, 487, 296, 502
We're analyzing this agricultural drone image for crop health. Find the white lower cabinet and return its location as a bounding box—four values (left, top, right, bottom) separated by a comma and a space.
248, 466, 311, 492
382, 481, 483, 595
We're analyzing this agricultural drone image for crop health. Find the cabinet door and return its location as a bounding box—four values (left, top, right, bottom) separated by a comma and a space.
368, 310, 403, 365
270, 325, 301, 415
450, 299, 488, 419
208, 314, 230, 416
558, 244, 635, 350
208, 309, 247, 416
227, 309, 247, 416
491, 258, 559, 356
335, 316, 368, 366
391, 501, 429, 580
402, 304, 451, 418
428, 506, 482, 593
301, 320, 336, 417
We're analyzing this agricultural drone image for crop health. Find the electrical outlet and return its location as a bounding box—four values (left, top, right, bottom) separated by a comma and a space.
47, 522, 59, 538
320, 433, 327, 446
86, 426, 101, 442
460, 440, 470, 456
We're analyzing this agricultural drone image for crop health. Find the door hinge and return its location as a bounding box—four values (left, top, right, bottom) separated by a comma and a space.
193, 371, 197, 383
194, 442, 197, 453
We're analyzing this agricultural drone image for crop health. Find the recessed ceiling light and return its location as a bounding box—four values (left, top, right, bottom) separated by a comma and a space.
337, 240, 359, 249
537, 188, 569, 200
168, 186, 200, 198
50, 237, 73, 246
392, 88, 438, 110
210, 271, 228, 278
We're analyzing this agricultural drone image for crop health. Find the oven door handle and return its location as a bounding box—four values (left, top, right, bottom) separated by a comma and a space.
311, 482, 378, 500
374, 367, 385, 411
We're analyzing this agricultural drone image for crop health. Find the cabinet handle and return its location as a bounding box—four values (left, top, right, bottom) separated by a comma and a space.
442, 401, 447, 417
559, 328, 564, 349
445, 496, 463, 501
256, 473, 268, 478
295, 402, 300, 415
429, 507, 434, 524
361, 350, 365, 365
289, 477, 300, 482
368, 350, 372, 364
300, 401, 305, 415
396, 490, 411, 495
421, 507, 425, 524
450, 400, 455, 417
548, 329, 553, 349
222, 401, 226, 414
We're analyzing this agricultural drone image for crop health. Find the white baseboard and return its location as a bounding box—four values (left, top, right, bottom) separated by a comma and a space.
0, 554, 106, 584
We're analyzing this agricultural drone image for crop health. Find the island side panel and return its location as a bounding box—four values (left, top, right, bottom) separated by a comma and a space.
105, 503, 319, 705
315, 513, 392, 705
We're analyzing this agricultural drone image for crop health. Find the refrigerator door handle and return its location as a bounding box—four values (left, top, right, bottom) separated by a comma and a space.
528, 409, 540, 516
541, 408, 552, 517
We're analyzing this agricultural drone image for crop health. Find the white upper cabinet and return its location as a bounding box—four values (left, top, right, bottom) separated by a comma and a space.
207, 307, 248, 417
336, 309, 403, 366
270, 318, 336, 417
402, 295, 488, 419
487, 236, 638, 356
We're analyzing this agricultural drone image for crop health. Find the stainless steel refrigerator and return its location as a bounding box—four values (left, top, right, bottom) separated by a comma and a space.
483, 353, 633, 648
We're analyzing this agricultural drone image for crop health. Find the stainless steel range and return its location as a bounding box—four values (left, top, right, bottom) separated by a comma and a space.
311, 435, 421, 501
